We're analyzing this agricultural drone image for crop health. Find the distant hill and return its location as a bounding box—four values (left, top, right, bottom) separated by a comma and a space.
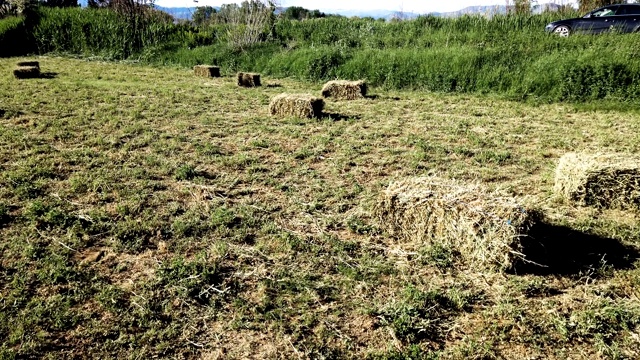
131, 2, 570, 21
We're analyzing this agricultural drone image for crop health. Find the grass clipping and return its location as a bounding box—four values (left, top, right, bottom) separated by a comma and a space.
13, 66, 40, 79
321, 80, 367, 100
376, 176, 540, 272
554, 152, 640, 210
193, 65, 220, 78
269, 93, 324, 119
237, 72, 261, 87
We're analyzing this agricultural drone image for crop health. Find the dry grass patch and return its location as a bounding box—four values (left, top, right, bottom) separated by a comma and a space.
554, 152, 640, 210
237, 72, 261, 87
269, 93, 324, 119
321, 80, 367, 100
376, 176, 541, 272
193, 65, 220, 78
13, 66, 40, 79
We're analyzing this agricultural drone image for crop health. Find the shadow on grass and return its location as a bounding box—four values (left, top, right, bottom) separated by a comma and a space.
321, 112, 361, 121
515, 223, 640, 277
40, 72, 58, 79
266, 83, 282, 88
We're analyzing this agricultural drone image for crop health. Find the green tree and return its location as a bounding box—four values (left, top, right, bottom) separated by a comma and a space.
192, 5, 216, 26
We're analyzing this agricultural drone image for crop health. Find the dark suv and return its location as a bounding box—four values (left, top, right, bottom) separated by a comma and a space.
545, 4, 640, 36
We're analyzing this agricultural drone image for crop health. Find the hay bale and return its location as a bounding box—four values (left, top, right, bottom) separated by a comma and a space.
13, 66, 40, 79
193, 65, 220, 78
237, 72, 261, 87
554, 152, 640, 210
375, 176, 540, 272
17, 61, 39, 69
269, 93, 324, 119
321, 80, 367, 100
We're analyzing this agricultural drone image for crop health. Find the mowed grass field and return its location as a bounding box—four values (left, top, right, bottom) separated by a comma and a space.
1, 57, 640, 359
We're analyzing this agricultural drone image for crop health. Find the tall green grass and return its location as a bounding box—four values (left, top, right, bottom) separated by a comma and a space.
33, 7, 181, 59
7, 7, 640, 102
0, 16, 33, 57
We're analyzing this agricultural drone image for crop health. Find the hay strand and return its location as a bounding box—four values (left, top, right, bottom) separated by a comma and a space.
375, 176, 540, 272
321, 80, 367, 100
554, 152, 640, 210
193, 65, 220, 78
237, 72, 261, 87
13, 66, 40, 79
269, 93, 324, 119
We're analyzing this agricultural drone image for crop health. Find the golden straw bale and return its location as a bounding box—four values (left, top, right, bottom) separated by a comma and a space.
554, 152, 640, 210
13, 66, 40, 79
237, 72, 261, 87
269, 93, 324, 119
17, 61, 39, 69
193, 65, 220, 78
376, 176, 540, 272
321, 80, 367, 100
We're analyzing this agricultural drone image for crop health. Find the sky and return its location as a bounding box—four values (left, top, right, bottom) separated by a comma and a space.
154, 0, 576, 14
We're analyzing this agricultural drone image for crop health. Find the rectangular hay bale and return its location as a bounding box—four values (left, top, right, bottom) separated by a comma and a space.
554, 152, 640, 210
17, 61, 39, 69
321, 80, 367, 100
237, 72, 261, 87
193, 65, 220, 78
375, 176, 539, 272
269, 93, 324, 119
13, 66, 40, 79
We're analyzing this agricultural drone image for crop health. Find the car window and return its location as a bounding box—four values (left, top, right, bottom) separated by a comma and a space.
617, 6, 640, 15
592, 6, 619, 17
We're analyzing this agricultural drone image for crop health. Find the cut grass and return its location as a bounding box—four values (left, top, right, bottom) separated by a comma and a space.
0, 57, 639, 359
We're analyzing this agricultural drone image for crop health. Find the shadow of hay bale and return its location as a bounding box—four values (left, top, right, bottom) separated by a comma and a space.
515, 223, 640, 277
321, 112, 361, 121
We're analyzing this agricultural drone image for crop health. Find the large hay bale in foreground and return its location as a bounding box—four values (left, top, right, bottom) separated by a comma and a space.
269, 93, 324, 119
321, 80, 367, 100
237, 72, 261, 87
193, 65, 220, 78
554, 152, 640, 210
17, 61, 39, 69
13, 66, 40, 79
376, 176, 540, 272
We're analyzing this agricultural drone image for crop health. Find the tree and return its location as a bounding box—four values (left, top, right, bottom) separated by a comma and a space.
514, 0, 531, 14
281, 6, 325, 20
219, 0, 276, 50
192, 5, 216, 26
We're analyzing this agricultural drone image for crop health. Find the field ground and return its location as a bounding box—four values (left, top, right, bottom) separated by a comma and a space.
1, 57, 640, 359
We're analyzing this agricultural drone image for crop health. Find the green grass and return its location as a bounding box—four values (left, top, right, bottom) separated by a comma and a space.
0, 57, 640, 358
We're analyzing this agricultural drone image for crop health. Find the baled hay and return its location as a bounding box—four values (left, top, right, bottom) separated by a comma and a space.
17, 61, 39, 69
269, 93, 324, 119
13, 66, 40, 79
554, 152, 640, 210
376, 176, 540, 272
193, 65, 220, 78
237, 72, 261, 87
321, 80, 367, 100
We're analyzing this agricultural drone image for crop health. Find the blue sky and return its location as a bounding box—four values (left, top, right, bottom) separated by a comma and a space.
154, 0, 576, 13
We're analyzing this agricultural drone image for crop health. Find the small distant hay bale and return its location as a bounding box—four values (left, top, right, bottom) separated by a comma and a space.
193, 65, 220, 78
321, 80, 367, 100
13, 66, 40, 79
237, 72, 261, 87
269, 93, 324, 119
554, 152, 640, 210
375, 176, 540, 272
17, 61, 39, 69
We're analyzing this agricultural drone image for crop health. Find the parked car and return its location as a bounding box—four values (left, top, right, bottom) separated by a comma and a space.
545, 4, 640, 36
